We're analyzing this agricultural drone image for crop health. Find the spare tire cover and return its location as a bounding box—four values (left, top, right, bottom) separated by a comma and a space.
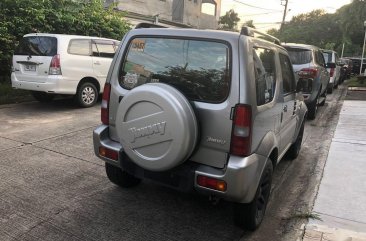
116, 83, 198, 171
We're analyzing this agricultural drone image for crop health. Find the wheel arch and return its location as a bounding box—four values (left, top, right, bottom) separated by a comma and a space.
77, 77, 101, 94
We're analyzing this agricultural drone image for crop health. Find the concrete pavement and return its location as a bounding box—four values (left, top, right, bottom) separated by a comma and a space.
303, 100, 366, 241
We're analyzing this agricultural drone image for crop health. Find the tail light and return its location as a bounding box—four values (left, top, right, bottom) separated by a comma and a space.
298, 68, 318, 79
230, 104, 252, 156
49, 54, 61, 75
329, 68, 335, 77
99, 146, 118, 161
197, 175, 227, 192
101, 83, 111, 125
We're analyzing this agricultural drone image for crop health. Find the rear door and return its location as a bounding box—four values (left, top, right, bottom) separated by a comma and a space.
279, 53, 297, 153
91, 39, 118, 87
12, 35, 57, 82
110, 36, 234, 169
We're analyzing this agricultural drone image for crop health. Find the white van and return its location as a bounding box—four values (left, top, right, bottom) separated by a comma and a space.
11, 33, 119, 107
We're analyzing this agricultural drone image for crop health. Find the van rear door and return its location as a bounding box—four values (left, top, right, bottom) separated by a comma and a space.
13, 35, 57, 82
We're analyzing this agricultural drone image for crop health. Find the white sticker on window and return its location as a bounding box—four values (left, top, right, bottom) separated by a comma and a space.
124, 73, 139, 89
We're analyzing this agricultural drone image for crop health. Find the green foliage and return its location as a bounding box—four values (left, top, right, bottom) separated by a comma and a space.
243, 20, 256, 29
268, 0, 366, 56
218, 9, 241, 31
0, 0, 131, 79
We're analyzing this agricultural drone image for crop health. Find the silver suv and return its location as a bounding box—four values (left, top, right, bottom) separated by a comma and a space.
93, 27, 307, 230
283, 44, 330, 119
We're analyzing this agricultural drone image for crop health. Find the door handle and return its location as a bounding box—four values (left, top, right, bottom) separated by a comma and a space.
283, 105, 288, 112
94, 61, 101, 65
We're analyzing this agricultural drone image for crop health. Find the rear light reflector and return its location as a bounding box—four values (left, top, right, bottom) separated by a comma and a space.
298, 68, 318, 78
230, 104, 252, 156
99, 147, 118, 161
197, 175, 227, 192
329, 67, 335, 77
49, 54, 61, 75
101, 83, 111, 125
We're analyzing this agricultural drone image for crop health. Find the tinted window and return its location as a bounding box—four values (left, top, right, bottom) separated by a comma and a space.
119, 37, 230, 103
280, 53, 296, 94
253, 47, 276, 106
322, 52, 332, 63
92, 40, 118, 58
68, 39, 91, 56
317, 51, 325, 66
285, 47, 312, 65
14, 36, 57, 56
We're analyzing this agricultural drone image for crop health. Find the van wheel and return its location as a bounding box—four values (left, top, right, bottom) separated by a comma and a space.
31, 91, 55, 102
286, 122, 304, 159
76, 82, 98, 107
233, 160, 273, 230
105, 163, 141, 188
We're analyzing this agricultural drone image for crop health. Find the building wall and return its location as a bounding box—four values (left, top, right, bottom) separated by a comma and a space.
106, 0, 220, 29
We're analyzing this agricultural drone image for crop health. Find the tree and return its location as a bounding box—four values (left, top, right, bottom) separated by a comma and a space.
0, 0, 131, 80
218, 9, 241, 31
243, 20, 256, 29
267, 1, 366, 56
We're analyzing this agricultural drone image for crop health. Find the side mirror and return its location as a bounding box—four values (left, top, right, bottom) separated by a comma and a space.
338, 61, 345, 67
326, 62, 336, 68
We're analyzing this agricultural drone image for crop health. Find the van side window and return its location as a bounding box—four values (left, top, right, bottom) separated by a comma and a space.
92, 40, 117, 58
68, 39, 91, 56
253, 47, 276, 106
279, 53, 296, 94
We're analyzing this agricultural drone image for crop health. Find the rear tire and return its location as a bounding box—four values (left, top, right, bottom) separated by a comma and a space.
286, 122, 304, 159
307, 95, 318, 120
75, 82, 98, 108
327, 84, 333, 94
31, 91, 55, 102
105, 163, 141, 188
233, 160, 273, 230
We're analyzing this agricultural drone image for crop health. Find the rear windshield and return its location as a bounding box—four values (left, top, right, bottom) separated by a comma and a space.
285, 48, 312, 65
14, 36, 57, 56
322, 52, 332, 63
119, 37, 231, 103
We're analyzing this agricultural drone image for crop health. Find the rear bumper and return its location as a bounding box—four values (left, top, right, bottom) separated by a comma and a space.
11, 73, 77, 94
93, 125, 267, 203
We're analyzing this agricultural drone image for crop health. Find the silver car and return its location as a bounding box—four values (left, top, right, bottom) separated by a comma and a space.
93, 26, 307, 230
283, 44, 330, 120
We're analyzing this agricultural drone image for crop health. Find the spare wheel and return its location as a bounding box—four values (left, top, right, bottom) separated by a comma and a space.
116, 83, 198, 172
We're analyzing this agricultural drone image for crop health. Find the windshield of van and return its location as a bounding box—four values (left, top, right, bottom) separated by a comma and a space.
285, 47, 312, 65
119, 37, 231, 103
14, 36, 57, 56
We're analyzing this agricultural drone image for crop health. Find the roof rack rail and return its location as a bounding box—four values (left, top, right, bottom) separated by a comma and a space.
135, 23, 167, 29
241, 26, 281, 45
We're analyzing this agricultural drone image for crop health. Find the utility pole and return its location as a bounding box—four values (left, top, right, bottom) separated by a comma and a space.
280, 0, 288, 31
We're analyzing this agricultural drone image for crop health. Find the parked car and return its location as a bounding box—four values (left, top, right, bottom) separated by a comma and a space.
339, 58, 353, 81
283, 43, 330, 119
322, 50, 341, 90
349, 57, 366, 75
93, 26, 307, 230
11, 33, 119, 107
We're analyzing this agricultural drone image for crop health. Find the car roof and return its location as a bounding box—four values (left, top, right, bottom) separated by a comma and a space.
282, 43, 320, 51
23, 33, 118, 42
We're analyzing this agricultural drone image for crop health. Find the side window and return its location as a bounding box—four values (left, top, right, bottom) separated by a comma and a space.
92, 40, 117, 58
318, 51, 325, 66
253, 47, 276, 106
279, 53, 296, 94
68, 39, 91, 56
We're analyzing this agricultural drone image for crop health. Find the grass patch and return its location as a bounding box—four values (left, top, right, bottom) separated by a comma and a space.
0, 79, 33, 105
284, 211, 323, 221
347, 76, 366, 87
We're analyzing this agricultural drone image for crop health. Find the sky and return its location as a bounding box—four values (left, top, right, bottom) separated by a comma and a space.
219, 0, 353, 30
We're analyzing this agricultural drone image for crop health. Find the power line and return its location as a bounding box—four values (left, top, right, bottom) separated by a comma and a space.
239, 10, 283, 17
232, 0, 282, 11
